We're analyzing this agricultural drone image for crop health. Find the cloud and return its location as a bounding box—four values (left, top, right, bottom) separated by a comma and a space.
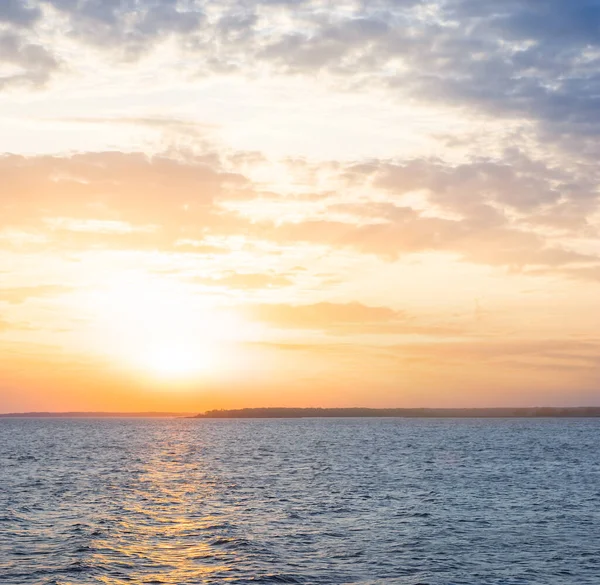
245, 336, 600, 390
0, 31, 59, 89
246, 303, 463, 336
193, 271, 293, 290
0, 285, 72, 305
0, 151, 245, 234
0, 2, 205, 90
0, 317, 34, 331
1, 149, 599, 278
249, 211, 596, 270
0, 0, 41, 27
245, 301, 405, 333
60, 116, 217, 134
42, 0, 205, 58
0, 0, 598, 153
386, 338, 600, 373
327, 154, 600, 267
527, 265, 600, 284
258, 15, 392, 74
217, 1, 600, 144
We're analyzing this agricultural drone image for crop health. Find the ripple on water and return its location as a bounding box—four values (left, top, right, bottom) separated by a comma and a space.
1, 418, 600, 584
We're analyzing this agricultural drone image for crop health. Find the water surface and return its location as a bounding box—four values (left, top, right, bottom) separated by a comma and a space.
1, 418, 599, 584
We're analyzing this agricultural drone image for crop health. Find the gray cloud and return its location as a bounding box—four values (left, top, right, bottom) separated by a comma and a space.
0, 32, 59, 89
241, 0, 600, 144
1, 0, 598, 149
371, 153, 599, 229
0, 0, 41, 27
33, 0, 205, 60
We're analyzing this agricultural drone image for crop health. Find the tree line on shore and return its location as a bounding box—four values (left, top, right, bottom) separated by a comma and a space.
194, 407, 600, 418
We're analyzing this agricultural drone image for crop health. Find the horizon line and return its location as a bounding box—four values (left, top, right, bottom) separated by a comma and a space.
3, 406, 600, 418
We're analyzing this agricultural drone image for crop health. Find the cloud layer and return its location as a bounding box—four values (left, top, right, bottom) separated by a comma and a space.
2, 0, 600, 146
2, 149, 597, 277
1, 1, 600, 409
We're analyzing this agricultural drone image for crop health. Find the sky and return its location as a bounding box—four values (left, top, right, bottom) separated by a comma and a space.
1, 0, 600, 412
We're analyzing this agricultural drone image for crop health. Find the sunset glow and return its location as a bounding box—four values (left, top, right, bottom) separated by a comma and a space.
1, 0, 600, 412
137, 343, 217, 380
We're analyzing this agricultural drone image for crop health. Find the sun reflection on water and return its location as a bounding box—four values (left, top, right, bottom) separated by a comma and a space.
88, 438, 234, 584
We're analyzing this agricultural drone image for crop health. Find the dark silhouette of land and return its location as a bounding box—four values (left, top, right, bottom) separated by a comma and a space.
194, 407, 600, 418
3, 407, 600, 419
0, 412, 192, 418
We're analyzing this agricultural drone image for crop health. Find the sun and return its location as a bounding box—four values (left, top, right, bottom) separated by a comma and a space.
79, 273, 249, 383
139, 342, 217, 380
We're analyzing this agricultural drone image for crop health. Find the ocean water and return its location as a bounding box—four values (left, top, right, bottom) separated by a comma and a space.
1, 418, 599, 585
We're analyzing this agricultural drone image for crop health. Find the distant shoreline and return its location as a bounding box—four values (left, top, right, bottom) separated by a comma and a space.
3, 407, 600, 419
193, 407, 600, 418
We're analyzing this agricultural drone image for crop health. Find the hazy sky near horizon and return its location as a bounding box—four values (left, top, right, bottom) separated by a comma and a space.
2, 0, 600, 412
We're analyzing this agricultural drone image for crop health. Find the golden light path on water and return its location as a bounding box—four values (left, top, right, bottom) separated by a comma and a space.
91, 433, 231, 584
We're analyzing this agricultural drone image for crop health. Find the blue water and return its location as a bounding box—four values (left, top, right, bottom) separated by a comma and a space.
1, 418, 599, 584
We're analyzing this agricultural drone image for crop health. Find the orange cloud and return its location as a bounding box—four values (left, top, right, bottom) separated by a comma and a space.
192, 272, 293, 290
245, 302, 404, 332
2, 151, 598, 278
0, 285, 71, 304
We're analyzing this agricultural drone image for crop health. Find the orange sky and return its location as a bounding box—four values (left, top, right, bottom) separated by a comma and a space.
1, 1, 600, 412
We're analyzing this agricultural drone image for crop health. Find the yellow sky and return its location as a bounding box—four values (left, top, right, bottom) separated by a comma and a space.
1, 1, 600, 412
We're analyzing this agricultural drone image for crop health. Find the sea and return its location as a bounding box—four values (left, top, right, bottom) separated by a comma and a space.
1, 417, 599, 585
